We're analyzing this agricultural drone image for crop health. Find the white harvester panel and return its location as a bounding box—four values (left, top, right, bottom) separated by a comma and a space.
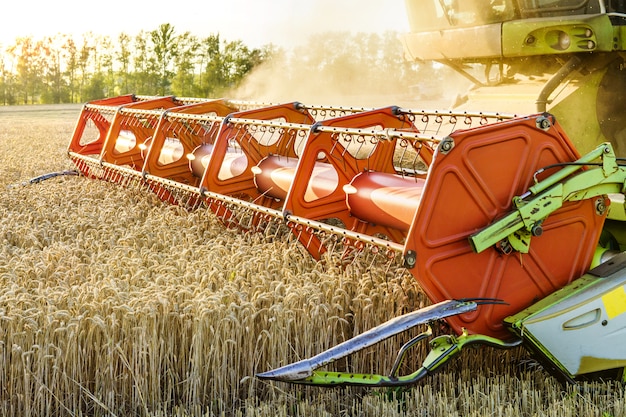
508, 252, 626, 378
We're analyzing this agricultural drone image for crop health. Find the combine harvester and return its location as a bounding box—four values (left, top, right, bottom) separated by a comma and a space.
67, 0, 626, 387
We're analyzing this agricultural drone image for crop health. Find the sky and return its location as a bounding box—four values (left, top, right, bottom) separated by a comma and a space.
0, 0, 410, 49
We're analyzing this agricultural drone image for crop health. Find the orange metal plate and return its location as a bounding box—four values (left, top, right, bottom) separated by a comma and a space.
405, 115, 607, 339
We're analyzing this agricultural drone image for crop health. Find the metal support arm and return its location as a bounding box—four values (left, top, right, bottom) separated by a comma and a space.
257, 298, 517, 387
470, 143, 626, 254
259, 329, 520, 387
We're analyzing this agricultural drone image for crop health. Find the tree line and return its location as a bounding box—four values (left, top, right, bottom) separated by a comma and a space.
0, 24, 432, 106
0, 23, 273, 105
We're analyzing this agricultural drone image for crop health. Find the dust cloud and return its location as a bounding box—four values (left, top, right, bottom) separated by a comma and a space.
229, 32, 470, 110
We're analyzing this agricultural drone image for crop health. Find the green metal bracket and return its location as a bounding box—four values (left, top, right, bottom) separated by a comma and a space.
291, 331, 520, 387
258, 299, 522, 387
470, 143, 626, 254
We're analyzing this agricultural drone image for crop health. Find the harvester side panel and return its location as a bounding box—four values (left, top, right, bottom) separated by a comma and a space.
68, 95, 143, 159
281, 107, 423, 257
142, 100, 236, 184
284, 108, 418, 226
406, 116, 607, 339
198, 103, 314, 203
99, 96, 183, 169
69, 108, 114, 158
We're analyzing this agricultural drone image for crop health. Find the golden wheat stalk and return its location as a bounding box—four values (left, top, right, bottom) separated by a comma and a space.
0, 108, 623, 416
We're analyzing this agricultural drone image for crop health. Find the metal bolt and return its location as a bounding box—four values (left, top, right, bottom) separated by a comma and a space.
498, 240, 513, 255
595, 198, 607, 215
404, 250, 417, 269
536, 116, 551, 130
439, 137, 454, 154
531, 223, 543, 237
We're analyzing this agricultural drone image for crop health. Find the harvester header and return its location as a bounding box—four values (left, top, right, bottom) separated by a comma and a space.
65, 92, 626, 386
44, 0, 626, 392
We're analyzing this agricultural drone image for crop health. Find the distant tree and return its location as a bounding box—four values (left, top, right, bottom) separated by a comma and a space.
171, 32, 199, 97
117, 33, 132, 94
1, 47, 17, 105
84, 72, 106, 101
7, 37, 45, 104
39, 34, 73, 104
198, 34, 267, 97
223, 40, 264, 88
96, 35, 116, 97
0, 51, 8, 105
198, 34, 224, 97
63, 36, 79, 102
77, 34, 94, 102
151, 23, 177, 95
132, 30, 159, 94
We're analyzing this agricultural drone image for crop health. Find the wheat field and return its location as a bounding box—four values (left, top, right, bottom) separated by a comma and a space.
0, 104, 624, 416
